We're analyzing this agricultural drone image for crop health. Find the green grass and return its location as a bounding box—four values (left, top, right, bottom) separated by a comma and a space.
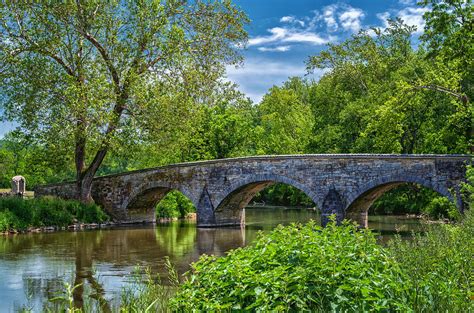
0, 197, 108, 232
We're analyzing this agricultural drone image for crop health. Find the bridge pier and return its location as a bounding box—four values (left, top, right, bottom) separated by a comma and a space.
196, 186, 244, 227
321, 188, 345, 226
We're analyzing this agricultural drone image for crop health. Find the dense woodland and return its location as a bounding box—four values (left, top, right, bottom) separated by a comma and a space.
0, 1, 472, 217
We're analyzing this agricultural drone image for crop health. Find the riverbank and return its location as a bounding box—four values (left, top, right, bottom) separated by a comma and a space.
0, 196, 108, 234
0, 208, 197, 235
0, 221, 118, 235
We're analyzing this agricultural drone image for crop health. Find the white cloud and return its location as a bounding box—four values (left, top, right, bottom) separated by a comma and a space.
398, 7, 428, 33
315, 4, 366, 33
226, 59, 327, 103
280, 16, 293, 23
376, 12, 391, 28
376, 7, 428, 34
399, 0, 414, 5
339, 8, 365, 32
249, 27, 329, 47
322, 5, 338, 32
257, 46, 291, 52
249, 4, 364, 53
227, 59, 305, 78
248, 27, 287, 46
280, 16, 305, 27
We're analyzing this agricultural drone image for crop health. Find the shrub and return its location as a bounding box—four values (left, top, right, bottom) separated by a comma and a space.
30, 197, 74, 227
156, 191, 195, 219
171, 219, 410, 312
0, 197, 108, 230
0, 209, 21, 232
422, 196, 457, 219
74, 202, 108, 223
0, 197, 34, 230
387, 209, 474, 312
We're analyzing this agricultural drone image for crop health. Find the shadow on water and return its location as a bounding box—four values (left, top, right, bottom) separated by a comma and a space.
0, 207, 423, 311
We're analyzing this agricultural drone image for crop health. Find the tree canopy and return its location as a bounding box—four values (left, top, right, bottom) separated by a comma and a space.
0, 0, 248, 201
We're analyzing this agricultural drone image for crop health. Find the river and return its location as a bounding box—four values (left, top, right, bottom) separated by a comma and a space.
0, 207, 424, 312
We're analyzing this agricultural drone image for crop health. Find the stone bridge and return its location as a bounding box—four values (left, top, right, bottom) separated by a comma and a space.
35, 154, 472, 227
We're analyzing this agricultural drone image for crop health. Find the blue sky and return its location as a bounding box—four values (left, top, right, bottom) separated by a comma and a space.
0, 0, 428, 138
228, 0, 427, 102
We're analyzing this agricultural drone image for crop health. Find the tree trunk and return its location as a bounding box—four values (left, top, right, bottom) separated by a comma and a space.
75, 148, 108, 204
76, 175, 94, 204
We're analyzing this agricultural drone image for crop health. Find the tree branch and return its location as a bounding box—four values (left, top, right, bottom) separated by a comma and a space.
78, 29, 121, 91
413, 84, 469, 104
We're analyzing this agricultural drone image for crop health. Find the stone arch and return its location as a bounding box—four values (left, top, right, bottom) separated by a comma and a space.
213, 174, 319, 226
122, 181, 199, 223
345, 174, 454, 227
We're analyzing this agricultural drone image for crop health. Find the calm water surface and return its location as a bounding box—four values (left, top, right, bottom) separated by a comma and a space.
0, 207, 423, 312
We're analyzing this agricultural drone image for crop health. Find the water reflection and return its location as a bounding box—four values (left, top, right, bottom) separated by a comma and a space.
0, 207, 422, 312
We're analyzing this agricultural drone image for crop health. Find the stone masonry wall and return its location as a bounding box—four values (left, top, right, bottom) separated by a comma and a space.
34, 154, 472, 227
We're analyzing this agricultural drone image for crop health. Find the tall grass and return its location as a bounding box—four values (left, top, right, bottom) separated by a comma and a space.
387, 209, 474, 311
0, 197, 108, 232
120, 257, 179, 312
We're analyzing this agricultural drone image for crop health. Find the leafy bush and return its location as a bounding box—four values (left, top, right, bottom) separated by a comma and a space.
424, 196, 460, 220
156, 191, 195, 219
371, 184, 446, 216
0, 197, 108, 231
0, 209, 21, 232
171, 219, 410, 311
0, 197, 34, 230
387, 209, 474, 312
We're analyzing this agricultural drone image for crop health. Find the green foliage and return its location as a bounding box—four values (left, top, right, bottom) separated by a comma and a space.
0, 0, 249, 200
0, 197, 108, 231
370, 183, 459, 219
0, 210, 22, 233
0, 1, 470, 214
462, 165, 474, 208
155, 191, 196, 219
306, 19, 471, 154
255, 83, 314, 155
425, 196, 460, 220
0, 132, 74, 189
387, 209, 474, 311
171, 219, 410, 311
253, 183, 315, 207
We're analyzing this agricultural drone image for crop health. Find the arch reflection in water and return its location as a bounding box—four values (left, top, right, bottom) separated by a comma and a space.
0, 222, 246, 311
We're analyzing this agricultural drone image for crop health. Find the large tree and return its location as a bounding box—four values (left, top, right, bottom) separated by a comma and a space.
306, 19, 471, 154
0, 1, 248, 202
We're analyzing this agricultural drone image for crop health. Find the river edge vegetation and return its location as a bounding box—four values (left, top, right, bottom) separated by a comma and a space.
0, 197, 108, 233
38, 209, 473, 312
